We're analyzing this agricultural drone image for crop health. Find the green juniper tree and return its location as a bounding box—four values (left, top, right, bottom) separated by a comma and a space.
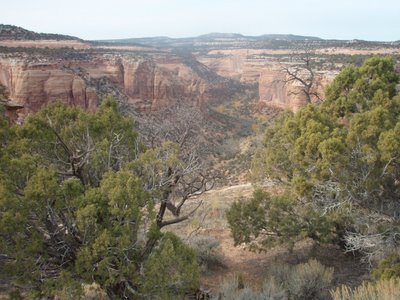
0, 97, 201, 299
228, 56, 400, 260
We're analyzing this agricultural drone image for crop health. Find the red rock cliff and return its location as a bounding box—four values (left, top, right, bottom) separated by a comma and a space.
0, 52, 220, 121
258, 65, 337, 111
197, 49, 338, 111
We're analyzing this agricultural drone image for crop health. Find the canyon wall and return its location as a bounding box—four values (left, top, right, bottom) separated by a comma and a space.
1, 27, 398, 121
258, 66, 337, 111
0, 58, 98, 120
0, 52, 223, 121
197, 50, 338, 112
0, 47, 339, 123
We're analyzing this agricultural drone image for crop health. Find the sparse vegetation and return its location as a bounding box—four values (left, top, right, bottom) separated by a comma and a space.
373, 254, 400, 280
215, 259, 333, 300
275, 259, 334, 300
188, 235, 225, 272
0, 24, 80, 41
215, 275, 288, 300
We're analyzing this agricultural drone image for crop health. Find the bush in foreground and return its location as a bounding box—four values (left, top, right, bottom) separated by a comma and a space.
215, 259, 332, 300
215, 275, 287, 300
187, 235, 225, 272
0, 98, 200, 299
331, 278, 400, 300
373, 254, 400, 280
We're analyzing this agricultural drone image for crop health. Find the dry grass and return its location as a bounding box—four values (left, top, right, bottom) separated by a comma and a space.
331, 278, 400, 300
164, 182, 370, 294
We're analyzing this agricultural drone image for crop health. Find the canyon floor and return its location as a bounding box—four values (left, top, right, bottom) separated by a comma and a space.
168, 181, 371, 295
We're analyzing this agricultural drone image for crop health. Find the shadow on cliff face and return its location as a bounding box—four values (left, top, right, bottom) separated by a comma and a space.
0, 41, 269, 181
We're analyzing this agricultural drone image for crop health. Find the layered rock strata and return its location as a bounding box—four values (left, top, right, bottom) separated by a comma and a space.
0, 52, 225, 121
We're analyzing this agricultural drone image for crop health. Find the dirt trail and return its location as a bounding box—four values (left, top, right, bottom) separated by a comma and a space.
199, 182, 268, 290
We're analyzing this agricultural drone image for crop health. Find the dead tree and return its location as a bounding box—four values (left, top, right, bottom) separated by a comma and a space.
133, 100, 218, 230
280, 50, 323, 104
133, 101, 220, 261
135, 100, 207, 154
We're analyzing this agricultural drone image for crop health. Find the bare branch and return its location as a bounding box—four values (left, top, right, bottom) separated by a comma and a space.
160, 200, 203, 228
345, 232, 388, 265
276, 49, 322, 104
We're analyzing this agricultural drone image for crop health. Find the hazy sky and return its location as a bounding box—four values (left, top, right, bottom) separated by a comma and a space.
1, 0, 399, 41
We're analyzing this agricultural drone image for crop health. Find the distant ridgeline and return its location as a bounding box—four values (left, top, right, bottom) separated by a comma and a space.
0, 24, 80, 41
97, 33, 324, 49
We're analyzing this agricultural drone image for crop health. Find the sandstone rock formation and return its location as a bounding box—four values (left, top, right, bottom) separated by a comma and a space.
197, 50, 338, 111
0, 58, 98, 121
0, 51, 226, 121
1, 26, 399, 120
258, 65, 337, 111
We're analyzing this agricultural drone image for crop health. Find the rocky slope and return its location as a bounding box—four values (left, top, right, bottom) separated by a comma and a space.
0, 24, 80, 41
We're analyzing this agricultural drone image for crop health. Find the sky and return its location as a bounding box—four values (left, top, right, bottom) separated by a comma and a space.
1, 0, 399, 41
